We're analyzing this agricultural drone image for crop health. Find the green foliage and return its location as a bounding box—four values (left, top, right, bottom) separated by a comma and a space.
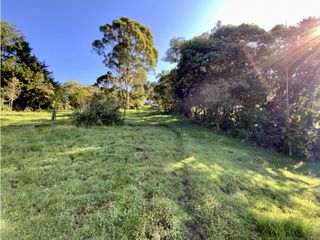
290, 87, 320, 160
153, 70, 179, 113
0, 20, 57, 110
92, 17, 158, 111
72, 95, 122, 126
163, 37, 186, 63
159, 18, 320, 160
130, 84, 146, 109
0, 97, 10, 111
1, 76, 21, 110
63, 81, 98, 109
1, 109, 320, 239
129, 69, 148, 109
143, 81, 156, 103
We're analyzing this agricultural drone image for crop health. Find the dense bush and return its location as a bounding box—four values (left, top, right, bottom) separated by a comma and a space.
72, 96, 122, 126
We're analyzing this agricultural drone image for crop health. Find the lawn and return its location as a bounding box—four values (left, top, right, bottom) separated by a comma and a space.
1, 108, 320, 239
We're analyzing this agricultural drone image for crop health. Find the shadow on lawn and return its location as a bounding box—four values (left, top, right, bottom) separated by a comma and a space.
165, 154, 319, 239
1, 115, 72, 131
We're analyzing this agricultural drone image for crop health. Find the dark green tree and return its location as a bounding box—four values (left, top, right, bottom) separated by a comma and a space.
1, 20, 57, 110
163, 18, 320, 160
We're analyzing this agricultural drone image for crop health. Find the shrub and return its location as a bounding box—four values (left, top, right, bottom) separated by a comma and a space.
0, 98, 10, 111
72, 96, 122, 126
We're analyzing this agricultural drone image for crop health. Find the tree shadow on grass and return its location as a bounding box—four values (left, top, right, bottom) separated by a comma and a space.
1, 117, 73, 134
164, 154, 320, 239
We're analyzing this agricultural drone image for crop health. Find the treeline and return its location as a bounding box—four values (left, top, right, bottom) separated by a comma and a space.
0, 21, 101, 111
153, 17, 320, 161
0, 20, 153, 112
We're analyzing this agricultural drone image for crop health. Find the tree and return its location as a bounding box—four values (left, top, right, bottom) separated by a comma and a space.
129, 68, 147, 109
1, 77, 21, 110
1, 20, 57, 110
153, 70, 179, 113
96, 68, 148, 109
92, 17, 158, 117
143, 81, 156, 103
50, 85, 67, 121
63, 81, 98, 109
256, 17, 320, 157
26, 72, 55, 109
161, 18, 320, 160
175, 30, 266, 121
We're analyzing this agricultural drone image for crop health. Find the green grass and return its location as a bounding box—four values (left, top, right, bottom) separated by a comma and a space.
1, 107, 320, 239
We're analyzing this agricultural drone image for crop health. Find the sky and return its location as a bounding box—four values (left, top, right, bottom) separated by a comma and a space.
1, 0, 319, 85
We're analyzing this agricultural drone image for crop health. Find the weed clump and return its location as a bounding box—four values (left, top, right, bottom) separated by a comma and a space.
72, 96, 122, 126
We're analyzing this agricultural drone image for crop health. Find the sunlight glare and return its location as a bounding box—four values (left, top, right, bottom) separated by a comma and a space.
211, 0, 320, 30
315, 26, 320, 36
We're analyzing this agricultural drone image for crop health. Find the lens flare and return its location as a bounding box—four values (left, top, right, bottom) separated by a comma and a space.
315, 26, 320, 36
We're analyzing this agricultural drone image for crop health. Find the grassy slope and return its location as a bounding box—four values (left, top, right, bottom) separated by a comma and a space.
1, 108, 320, 240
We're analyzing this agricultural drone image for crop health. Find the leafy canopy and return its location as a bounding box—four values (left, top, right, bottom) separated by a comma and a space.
92, 17, 158, 110
93, 17, 158, 72
1, 20, 56, 110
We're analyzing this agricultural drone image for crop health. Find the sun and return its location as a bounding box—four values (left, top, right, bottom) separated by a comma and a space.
314, 26, 320, 36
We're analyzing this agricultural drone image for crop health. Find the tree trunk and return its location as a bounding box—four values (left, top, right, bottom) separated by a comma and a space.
125, 89, 130, 110
216, 121, 220, 131
180, 98, 190, 117
9, 99, 13, 111
213, 108, 220, 131
285, 67, 292, 157
215, 115, 220, 131
123, 78, 130, 122
51, 108, 57, 121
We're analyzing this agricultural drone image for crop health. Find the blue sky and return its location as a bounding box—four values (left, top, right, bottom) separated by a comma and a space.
2, 0, 319, 85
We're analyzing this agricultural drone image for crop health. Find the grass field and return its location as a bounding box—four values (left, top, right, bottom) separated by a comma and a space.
1, 108, 320, 239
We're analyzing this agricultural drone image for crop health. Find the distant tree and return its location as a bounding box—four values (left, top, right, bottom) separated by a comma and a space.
50, 86, 67, 121
129, 68, 148, 109
96, 68, 148, 109
92, 17, 158, 117
1, 77, 21, 111
63, 81, 98, 109
26, 72, 55, 109
143, 81, 157, 103
154, 70, 179, 113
